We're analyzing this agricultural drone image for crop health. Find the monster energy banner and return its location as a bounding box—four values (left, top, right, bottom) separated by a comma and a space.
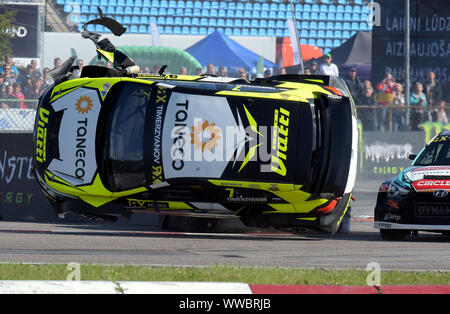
0, 3, 39, 58
372, 0, 450, 98
0, 133, 56, 221
358, 123, 449, 181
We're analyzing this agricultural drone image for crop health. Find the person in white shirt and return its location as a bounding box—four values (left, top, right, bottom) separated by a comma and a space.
319, 53, 339, 77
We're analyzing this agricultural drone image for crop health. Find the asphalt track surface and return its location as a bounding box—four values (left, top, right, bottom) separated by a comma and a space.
0, 190, 449, 271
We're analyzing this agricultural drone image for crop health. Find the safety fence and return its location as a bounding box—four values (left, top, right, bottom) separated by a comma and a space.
356, 105, 450, 133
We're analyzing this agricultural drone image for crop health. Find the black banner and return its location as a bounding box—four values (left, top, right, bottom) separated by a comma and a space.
372, 0, 450, 98
0, 4, 39, 58
0, 133, 56, 221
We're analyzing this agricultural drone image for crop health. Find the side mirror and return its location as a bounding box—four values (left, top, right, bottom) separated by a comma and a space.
409, 154, 417, 160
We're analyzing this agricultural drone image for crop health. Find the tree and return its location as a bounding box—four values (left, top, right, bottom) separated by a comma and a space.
0, 8, 16, 61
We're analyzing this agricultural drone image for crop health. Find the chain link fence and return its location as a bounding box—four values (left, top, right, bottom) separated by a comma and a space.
0, 99, 38, 132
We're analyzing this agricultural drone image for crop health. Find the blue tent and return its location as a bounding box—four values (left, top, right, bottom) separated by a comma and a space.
185, 30, 277, 74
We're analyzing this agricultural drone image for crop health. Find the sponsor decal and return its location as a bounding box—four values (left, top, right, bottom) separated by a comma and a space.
190, 120, 222, 153
75, 96, 93, 114
171, 98, 189, 171
384, 213, 401, 222
162, 93, 235, 180
270, 107, 290, 176
386, 199, 400, 209
226, 196, 268, 203
0, 150, 34, 184
152, 87, 165, 184
0, 191, 34, 205
412, 179, 450, 191
379, 183, 390, 192
127, 198, 169, 209
431, 135, 450, 143
415, 203, 450, 217
74, 118, 88, 180
35, 108, 49, 163
47, 88, 100, 186
433, 190, 448, 198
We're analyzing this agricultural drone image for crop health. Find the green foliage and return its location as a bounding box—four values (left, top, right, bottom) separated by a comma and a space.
0, 8, 16, 61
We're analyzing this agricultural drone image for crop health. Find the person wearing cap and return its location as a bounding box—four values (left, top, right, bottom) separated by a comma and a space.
319, 53, 339, 77
345, 68, 363, 104
310, 61, 319, 75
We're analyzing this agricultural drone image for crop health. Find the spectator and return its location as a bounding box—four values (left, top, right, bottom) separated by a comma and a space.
143, 65, 151, 73
237, 68, 247, 79
53, 57, 62, 70
392, 83, 406, 131
2, 84, 16, 109
24, 64, 35, 78
0, 56, 19, 77
264, 69, 272, 78
345, 68, 364, 105
304, 68, 311, 75
152, 64, 160, 74
436, 100, 448, 125
195, 67, 203, 76
12, 83, 25, 109
21, 74, 34, 99
319, 53, 339, 76
410, 82, 428, 131
424, 71, 442, 105
0, 74, 6, 100
217, 66, 227, 77
206, 63, 215, 75
359, 81, 377, 131
179, 66, 187, 75
279, 67, 287, 75
310, 61, 319, 75
30, 59, 41, 77
72, 59, 84, 78
3, 64, 16, 86
42, 68, 53, 87
376, 72, 396, 131
396, 69, 406, 86
29, 77, 45, 99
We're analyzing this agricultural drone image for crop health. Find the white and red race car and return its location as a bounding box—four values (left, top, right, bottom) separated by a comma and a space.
374, 131, 450, 240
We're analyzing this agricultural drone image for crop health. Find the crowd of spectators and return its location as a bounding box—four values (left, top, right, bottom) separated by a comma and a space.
348, 66, 448, 131
0, 56, 56, 109
1, 53, 448, 132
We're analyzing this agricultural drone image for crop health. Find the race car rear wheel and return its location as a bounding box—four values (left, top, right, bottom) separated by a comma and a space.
379, 228, 410, 241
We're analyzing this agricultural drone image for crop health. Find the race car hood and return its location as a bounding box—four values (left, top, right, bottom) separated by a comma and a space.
35, 85, 102, 186
404, 166, 450, 191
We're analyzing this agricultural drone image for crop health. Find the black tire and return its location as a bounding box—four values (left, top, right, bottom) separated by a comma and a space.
337, 207, 351, 234
379, 229, 410, 241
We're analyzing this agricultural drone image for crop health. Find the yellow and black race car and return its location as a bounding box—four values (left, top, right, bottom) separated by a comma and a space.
33, 12, 358, 234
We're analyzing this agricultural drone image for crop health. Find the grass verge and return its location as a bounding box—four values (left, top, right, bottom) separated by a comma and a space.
0, 263, 449, 285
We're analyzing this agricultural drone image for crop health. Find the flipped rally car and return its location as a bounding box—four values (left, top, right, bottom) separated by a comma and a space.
33, 12, 358, 234
374, 131, 450, 240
